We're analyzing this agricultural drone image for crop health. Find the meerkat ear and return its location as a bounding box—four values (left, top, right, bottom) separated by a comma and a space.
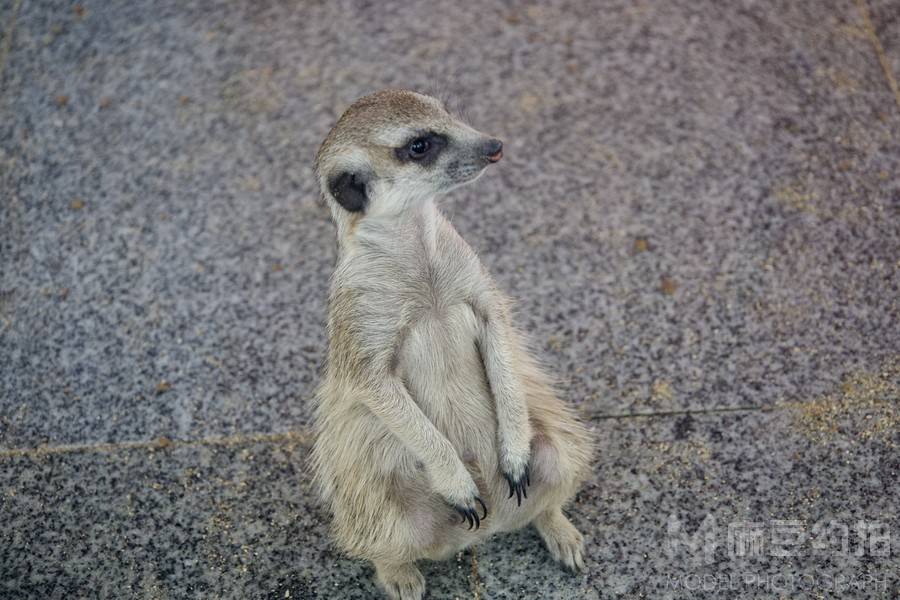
328, 171, 369, 213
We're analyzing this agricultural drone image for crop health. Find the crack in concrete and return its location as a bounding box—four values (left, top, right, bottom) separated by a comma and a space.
0, 405, 785, 458
856, 0, 900, 112
586, 405, 769, 420
0, 429, 313, 459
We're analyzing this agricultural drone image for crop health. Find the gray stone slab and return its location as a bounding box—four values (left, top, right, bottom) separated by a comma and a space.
0, 0, 897, 447
3, 359, 898, 598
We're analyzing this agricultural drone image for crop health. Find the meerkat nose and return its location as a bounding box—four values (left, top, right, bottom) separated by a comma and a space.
483, 138, 503, 163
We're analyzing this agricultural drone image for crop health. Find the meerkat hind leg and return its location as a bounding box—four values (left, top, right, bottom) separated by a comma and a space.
374, 560, 426, 600
534, 507, 585, 572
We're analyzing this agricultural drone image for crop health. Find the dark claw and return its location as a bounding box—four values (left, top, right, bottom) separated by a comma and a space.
475, 496, 488, 520
454, 504, 483, 531
502, 463, 531, 507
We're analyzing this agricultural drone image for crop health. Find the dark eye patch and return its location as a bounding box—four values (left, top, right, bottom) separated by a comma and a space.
395, 132, 447, 166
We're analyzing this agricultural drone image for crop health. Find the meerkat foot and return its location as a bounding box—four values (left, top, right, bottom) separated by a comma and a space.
535, 508, 585, 572
375, 561, 425, 600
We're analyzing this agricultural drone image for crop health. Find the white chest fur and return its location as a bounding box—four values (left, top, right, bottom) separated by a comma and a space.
337, 202, 497, 450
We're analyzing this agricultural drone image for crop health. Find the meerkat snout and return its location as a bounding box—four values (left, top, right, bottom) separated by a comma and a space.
315, 90, 504, 223
482, 138, 503, 163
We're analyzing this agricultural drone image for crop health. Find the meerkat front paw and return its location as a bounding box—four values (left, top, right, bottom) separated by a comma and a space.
500, 442, 532, 506
433, 464, 488, 530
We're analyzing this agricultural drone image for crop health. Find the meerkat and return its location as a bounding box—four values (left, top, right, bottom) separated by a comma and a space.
311, 89, 594, 600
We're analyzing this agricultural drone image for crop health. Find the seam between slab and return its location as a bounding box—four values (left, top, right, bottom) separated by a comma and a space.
0, 429, 313, 459
585, 404, 769, 420
855, 0, 900, 112
0, 0, 23, 85
0, 402, 814, 459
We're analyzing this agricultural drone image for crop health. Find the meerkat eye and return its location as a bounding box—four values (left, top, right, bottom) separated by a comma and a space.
408, 138, 431, 159
395, 132, 447, 164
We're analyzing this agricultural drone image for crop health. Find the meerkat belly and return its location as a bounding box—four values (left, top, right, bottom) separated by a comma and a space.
399, 303, 497, 454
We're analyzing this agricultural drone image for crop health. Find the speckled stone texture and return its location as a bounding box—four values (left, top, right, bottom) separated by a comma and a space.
1, 0, 898, 598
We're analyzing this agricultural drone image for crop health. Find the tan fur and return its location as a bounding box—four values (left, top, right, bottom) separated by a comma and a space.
311, 89, 594, 600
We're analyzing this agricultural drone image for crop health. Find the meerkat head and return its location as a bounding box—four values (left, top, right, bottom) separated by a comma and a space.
315, 89, 503, 225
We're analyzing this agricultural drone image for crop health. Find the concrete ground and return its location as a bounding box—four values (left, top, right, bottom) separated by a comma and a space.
1, 0, 898, 598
